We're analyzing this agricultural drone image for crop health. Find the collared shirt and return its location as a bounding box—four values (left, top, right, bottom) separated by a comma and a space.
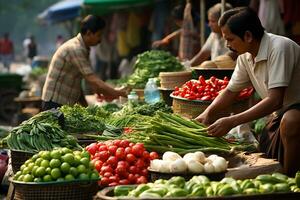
228, 32, 300, 108
201, 32, 229, 60
42, 33, 94, 105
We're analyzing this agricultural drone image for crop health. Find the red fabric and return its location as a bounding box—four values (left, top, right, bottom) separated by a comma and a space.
282, 0, 300, 24
0, 39, 13, 54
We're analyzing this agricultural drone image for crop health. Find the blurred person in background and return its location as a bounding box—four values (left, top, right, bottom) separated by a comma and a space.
42, 15, 126, 111
0, 32, 14, 72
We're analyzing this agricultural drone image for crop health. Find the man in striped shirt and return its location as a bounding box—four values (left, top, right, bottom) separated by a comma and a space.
42, 15, 126, 110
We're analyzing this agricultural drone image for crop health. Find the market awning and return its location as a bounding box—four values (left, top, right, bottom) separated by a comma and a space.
37, 0, 83, 25
83, 0, 154, 15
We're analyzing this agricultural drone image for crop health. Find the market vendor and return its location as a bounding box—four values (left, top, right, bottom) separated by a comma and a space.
42, 15, 126, 110
190, 3, 236, 67
196, 7, 300, 176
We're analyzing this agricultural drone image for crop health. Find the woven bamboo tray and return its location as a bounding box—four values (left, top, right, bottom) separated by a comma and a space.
11, 179, 100, 200
10, 150, 34, 174
159, 71, 192, 90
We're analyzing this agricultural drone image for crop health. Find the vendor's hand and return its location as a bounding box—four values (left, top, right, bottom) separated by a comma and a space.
195, 112, 211, 126
152, 39, 169, 48
207, 116, 235, 137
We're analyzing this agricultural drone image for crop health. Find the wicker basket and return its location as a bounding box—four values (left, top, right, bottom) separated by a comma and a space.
171, 95, 250, 119
10, 150, 34, 174
11, 179, 99, 200
159, 71, 192, 90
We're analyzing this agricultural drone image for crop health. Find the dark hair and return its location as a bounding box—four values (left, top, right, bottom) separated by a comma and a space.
218, 7, 264, 40
80, 15, 106, 34
171, 4, 200, 26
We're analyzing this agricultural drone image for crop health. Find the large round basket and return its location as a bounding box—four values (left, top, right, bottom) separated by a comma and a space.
159, 71, 192, 90
10, 150, 34, 174
11, 179, 100, 200
171, 95, 250, 119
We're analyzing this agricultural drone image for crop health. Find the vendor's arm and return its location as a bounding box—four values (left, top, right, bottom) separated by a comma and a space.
208, 87, 285, 137
152, 29, 181, 48
190, 33, 213, 66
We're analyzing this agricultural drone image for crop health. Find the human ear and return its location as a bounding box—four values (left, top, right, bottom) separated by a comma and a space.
244, 31, 253, 43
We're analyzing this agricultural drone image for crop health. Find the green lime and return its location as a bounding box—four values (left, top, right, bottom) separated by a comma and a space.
73, 150, 82, 156
33, 177, 42, 182
49, 159, 61, 168
32, 166, 39, 176
41, 151, 51, 160
14, 171, 22, 180
50, 150, 62, 159
25, 159, 33, 166
17, 175, 24, 182
27, 162, 35, 171
62, 153, 75, 165
61, 147, 72, 155
46, 167, 52, 175
20, 164, 26, 171
65, 174, 75, 181
56, 177, 65, 182
40, 160, 50, 168
81, 150, 90, 159
23, 174, 33, 182
51, 168, 62, 180
78, 173, 89, 180
35, 158, 43, 166
80, 157, 90, 167
69, 167, 79, 177
73, 155, 81, 166
31, 154, 39, 161
35, 167, 46, 177
43, 174, 53, 182
22, 167, 30, 175
90, 172, 99, 180
60, 162, 71, 174
77, 164, 87, 174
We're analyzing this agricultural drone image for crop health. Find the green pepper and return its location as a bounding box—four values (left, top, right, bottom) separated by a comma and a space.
259, 183, 275, 193
220, 177, 236, 185
274, 183, 290, 193
296, 171, 300, 188
167, 176, 186, 188
206, 186, 214, 197
256, 174, 282, 184
241, 179, 256, 190
144, 188, 168, 197
272, 173, 288, 181
165, 188, 188, 197
185, 181, 198, 193
287, 178, 296, 187
139, 191, 162, 198
114, 185, 135, 196
191, 175, 210, 185
243, 188, 260, 195
190, 186, 206, 197
211, 181, 223, 195
217, 184, 237, 196
133, 184, 151, 197
154, 179, 167, 185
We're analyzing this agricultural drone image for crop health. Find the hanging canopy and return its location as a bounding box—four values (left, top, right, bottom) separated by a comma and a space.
83, 0, 154, 15
37, 0, 83, 25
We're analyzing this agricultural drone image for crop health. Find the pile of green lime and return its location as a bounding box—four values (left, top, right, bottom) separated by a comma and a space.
13, 147, 99, 182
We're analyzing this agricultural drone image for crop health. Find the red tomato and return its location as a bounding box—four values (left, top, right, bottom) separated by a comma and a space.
101, 166, 113, 174
149, 152, 159, 160
103, 172, 113, 178
129, 166, 139, 174
119, 179, 130, 185
132, 144, 144, 157
140, 169, 148, 177
98, 145, 108, 151
106, 156, 118, 167
129, 142, 135, 147
108, 145, 118, 155
108, 182, 118, 187
115, 147, 125, 160
115, 165, 127, 176
142, 151, 150, 160
109, 175, 120, 183
94, 160, 103, 172
100, 177, 109, 186
112, 139, 122, 147
120, 140, 130, 148
198, 75, 206, 86
136, 176, 147, 184
135, 159, 145, 169
97, 151, 110, 161
117, 161, 129, 169
125, 154, 136, 163
86, 143, 98, 155
127, 173, 136, 183
124, 147, 132, 154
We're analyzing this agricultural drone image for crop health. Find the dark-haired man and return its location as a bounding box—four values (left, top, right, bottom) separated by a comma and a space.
42, 15, 126, 110
196, 7, 300, 176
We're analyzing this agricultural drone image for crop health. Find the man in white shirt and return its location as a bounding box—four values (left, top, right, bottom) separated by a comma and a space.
196, 7, 300, 176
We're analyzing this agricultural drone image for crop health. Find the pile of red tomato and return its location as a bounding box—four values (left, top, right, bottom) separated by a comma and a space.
86, 140, 159, 187
172, 76, 253, 101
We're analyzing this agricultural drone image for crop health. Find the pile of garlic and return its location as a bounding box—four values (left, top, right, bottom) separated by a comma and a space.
150, 151, 228, 173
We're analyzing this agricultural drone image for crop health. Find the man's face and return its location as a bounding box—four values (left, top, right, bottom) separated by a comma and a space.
88, 30, 102, 46
221, 25, 248, 55
208, 14, 221, 33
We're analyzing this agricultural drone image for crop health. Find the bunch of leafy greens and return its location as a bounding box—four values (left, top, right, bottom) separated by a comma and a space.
126, 50, 184, 89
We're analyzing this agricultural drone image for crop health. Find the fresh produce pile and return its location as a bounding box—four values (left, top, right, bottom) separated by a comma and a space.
113, 172, 300, 198
3, 111, 80, 153
88, 112, 256, 155
85, 140, 159, 187
172, 75, 253, 101
150, 151, 227, 174
13, 148, 99, 182
126, 50, 184, 89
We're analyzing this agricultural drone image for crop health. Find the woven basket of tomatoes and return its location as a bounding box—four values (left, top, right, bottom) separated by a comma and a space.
171, 76, 253, 119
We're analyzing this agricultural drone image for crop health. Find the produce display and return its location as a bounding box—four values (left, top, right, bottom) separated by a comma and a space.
150, 151, 227, 173
126, 50, 184, 89
85, 140, 159, 187
172, 75, 253, 101
3, 111, 80, 153
113, 173, 300, 198
13, 148, 99, 182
